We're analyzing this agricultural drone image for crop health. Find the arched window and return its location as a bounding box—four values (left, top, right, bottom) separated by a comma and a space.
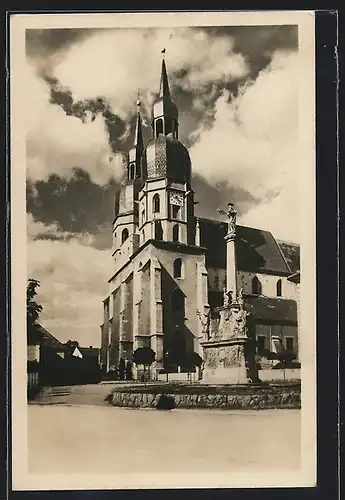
252, 276, 262, 295
276, 279, 282, 297
154, 220, 163, 241
156, 118, 164, 136
173, 258, 182, 279
153, 194, 160, 213
130, 164, 135, 179
121, 228, 129, 244
135, 164, 141, 178
173, 224, 179, 242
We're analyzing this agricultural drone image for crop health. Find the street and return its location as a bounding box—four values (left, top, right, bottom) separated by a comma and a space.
28, 384, 301, 476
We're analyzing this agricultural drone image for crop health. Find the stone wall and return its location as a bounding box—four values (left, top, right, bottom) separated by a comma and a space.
109, 385, 300, 410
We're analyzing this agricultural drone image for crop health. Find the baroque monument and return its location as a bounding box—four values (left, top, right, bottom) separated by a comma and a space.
200, 203, 260, 384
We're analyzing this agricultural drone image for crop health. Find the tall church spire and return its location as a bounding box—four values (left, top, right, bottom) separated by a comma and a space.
133, 93, 143, 149
159, 51, 171, 100
127, 94, 144, 180
152, 50, 179, 139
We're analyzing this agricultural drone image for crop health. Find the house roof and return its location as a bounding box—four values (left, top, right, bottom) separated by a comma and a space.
197, 217, 299, 275
79, 347, 99, 358
245, 296, 298, 324
35, 325, 67, 351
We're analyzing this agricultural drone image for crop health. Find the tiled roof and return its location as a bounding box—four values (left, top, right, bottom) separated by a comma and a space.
245, 296, 298, 324
197, 217, 296, 275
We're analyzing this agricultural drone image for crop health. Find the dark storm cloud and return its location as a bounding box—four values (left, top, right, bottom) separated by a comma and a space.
192, 174, 260, 221
27, 167, 262, 252
27, 168, 116, 249
40, 73, 129, 154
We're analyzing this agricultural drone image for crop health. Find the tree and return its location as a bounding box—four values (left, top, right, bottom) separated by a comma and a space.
184, 352, 204, 382
133, 347, 156, 382
27, 279, 43, 335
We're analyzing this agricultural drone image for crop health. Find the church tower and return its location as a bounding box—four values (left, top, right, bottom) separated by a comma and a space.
101, 52, 209, 379
112, 99, 144, 272
139, 52, 196, 247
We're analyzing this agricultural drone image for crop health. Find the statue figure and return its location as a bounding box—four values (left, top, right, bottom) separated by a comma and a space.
233, 307, 249, 337
223, 287, 232, 307
237, 288, 244, 308
227, 203, 237, 235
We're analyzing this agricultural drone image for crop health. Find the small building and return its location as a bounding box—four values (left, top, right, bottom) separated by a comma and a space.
27, 325, 101, 388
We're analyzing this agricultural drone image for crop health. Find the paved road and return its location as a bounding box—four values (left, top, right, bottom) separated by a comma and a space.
26, 384, 302, 488
28, 404, 301, 481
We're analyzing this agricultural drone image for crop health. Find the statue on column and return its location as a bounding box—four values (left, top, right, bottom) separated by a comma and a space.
217, 202, 237, 237
227, 203, 237, 236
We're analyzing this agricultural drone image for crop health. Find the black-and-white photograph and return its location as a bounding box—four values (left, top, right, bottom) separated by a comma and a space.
10, 11, 316, 490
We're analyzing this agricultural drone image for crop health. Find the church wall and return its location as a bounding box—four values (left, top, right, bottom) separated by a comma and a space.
138, 262, 151, 339
152, 246, 205, 353
207, 267, 298, 300
110, 287, 121, 369
237, 272, 298, 300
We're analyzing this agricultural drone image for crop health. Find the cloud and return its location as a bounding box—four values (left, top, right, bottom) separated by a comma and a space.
28, 215, 112, 346
25, 62, 125, 185
26, 26, 250, 187
52, 27, 249, 117
189, 50, 300, 242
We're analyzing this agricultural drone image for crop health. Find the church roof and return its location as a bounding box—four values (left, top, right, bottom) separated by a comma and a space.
197, 217, 299, 276
245, 296, 298, 324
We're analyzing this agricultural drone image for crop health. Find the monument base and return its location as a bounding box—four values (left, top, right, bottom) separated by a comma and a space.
200, 337, 250, 385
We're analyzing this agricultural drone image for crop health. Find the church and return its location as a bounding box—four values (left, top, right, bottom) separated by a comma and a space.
100, 54, 300, 380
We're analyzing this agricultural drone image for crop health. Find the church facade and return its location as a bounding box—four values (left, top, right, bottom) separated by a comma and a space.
100, 56, 300, 379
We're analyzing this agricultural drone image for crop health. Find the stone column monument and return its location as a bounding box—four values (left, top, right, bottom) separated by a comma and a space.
200, 203, 259, 384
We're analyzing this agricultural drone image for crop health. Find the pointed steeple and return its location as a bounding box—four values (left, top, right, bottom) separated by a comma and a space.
159, 57, 171, 100
133, 93, 143, 149
127, 94, 144, 180
152, 50, 179, 139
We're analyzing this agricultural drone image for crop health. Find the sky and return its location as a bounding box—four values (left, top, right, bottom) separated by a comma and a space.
25, 24, 301, 346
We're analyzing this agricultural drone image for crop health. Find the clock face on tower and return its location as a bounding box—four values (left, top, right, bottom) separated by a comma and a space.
170, 192, 184, 206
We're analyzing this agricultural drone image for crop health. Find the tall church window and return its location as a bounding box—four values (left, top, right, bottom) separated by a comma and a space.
276, 279, 282, 297
154, 220, 163, 241
173, 258, 182, 279
173, 224, 179, 242
121, 228, 129, 244
141, 210, 145, 226
252, 276, 262, 295
130, 164, 135, 179
156, 118, 164, 136
153, 194, 160, 213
